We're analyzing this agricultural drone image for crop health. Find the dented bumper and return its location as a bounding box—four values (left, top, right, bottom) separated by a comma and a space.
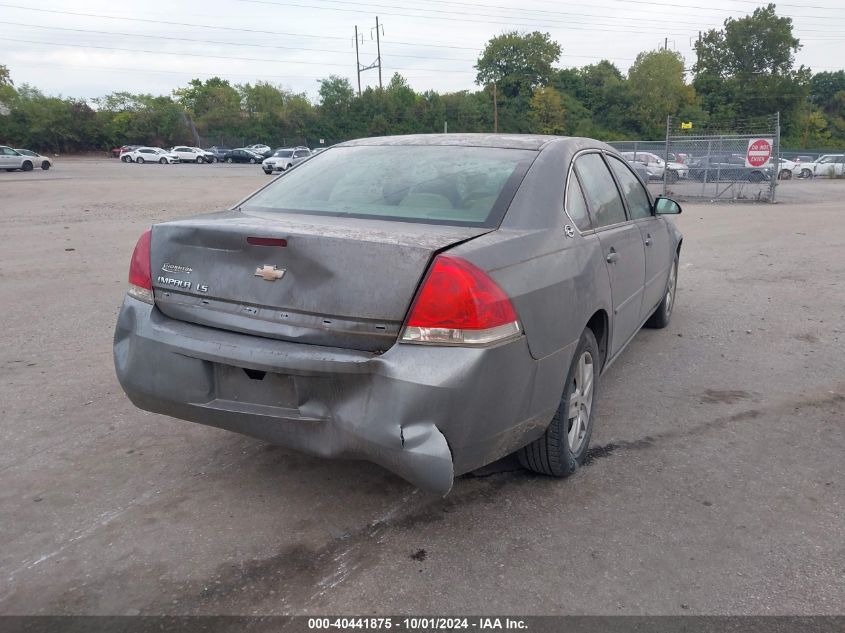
114, 297, 556, 495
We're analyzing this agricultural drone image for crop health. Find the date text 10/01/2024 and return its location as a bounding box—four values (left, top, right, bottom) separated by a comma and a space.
307, 618, 528, 630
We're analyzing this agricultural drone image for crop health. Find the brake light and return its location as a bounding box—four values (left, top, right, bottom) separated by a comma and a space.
401, 255, 521, 345
127, 228, 153, 304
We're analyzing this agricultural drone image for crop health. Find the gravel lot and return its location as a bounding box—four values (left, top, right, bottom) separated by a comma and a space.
1, 158, 844, 615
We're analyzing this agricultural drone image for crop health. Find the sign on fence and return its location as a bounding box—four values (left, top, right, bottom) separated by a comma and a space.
746, 138, 773, 168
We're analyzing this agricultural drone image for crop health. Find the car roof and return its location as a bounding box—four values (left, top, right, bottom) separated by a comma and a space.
337, 133, 576, 151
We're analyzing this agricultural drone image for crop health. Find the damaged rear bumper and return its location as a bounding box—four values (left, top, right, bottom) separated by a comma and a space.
114, 297, 557, 495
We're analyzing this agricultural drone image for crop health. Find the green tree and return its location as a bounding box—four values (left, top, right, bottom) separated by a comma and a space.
628, 50, 695, 138
529, 86, 566, 135
475, 31, 561, 98
693, 4, 809, 134
0, 64, 12, 87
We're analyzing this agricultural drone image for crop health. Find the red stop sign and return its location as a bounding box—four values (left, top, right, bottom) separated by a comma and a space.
746, 138, 772, 168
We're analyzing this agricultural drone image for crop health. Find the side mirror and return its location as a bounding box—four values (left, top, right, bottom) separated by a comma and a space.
655, 197, 682, 215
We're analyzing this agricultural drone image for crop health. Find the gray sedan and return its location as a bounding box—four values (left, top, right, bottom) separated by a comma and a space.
114, 134, 683, 495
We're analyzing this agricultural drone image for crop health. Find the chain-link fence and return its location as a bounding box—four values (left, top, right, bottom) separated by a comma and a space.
611, 114, 783, 203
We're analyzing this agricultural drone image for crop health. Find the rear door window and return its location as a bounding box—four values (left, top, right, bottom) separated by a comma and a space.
565, 173, 592, 232
607, 156, 652, 220
574, 153, 628, 228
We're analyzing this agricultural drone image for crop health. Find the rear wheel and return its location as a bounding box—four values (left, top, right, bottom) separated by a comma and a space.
225, 157, 233, 163
518, 328, 599, 477
646, 254, 678, 329
249, 157, 256, 164
41, 161, 50, 170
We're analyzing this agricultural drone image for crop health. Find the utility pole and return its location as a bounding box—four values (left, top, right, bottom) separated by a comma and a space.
354, 25, 362, 97
375, 16, 383, 89
356, 17, 383, 92
664, 37, 668, 51
492, 81, 498, 133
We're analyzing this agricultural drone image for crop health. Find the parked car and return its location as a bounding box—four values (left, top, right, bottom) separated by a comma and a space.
206, 146, 232, 161
246, 144, 272, 156
222, 148, 263, 164
626, 159, 650, 184
14, 149, 52, 170
170, 146, 214, 163
798, 154, 845, 178
0, 145, 35, 171
112, 145, 140, 158
114, 134, 683, 495
619, 151, 688, 182
687, 154, 771, 182
120, 147, 180, 164
769, 156, 797, 180
261, 147, 312, 174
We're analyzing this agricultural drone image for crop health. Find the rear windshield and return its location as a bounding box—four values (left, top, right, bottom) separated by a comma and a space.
242, 145, 537, 227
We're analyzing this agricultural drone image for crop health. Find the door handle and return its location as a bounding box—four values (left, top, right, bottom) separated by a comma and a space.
606, 250, 620, 264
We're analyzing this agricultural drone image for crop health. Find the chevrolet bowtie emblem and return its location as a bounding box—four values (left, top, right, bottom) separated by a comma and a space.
254, 265, 286, 281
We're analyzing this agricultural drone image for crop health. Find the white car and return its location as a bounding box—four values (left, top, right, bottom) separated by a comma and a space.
247, 144, 271, 155
261, 147, 312, 174
619, 151, 688, 182
798, 154, 845, 178
120, 147, 180, 164
14, 148, 52, 170
768, 156, 797, 180
170, 146, 214, 163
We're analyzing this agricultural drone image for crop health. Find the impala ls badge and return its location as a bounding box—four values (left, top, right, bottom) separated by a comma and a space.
255, 265, 286, 281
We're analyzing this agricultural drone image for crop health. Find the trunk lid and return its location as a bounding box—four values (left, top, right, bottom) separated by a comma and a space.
150, 210, 491, 352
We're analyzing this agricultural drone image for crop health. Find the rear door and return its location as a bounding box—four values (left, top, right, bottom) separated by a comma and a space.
575, 152, 646, 356
606, 155, 672, 320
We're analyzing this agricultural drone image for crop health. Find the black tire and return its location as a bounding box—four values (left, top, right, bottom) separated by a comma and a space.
159, 157, 167, 164
210, 156, 217, 163
800, 168, 812, 179
41, 161, 50, 170
136, 157, 145, 164
121, 155, 131, 163
646, 253, 678, 329
263, 169, 273, 175
249, 157, 256, 164
225, 157, 233, 163
778, 169, 791, 180
21, 161, 33, 172
518, 328, 599, 477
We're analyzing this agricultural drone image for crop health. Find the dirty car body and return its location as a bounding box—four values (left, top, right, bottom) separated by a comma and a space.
114, 134, 683, 495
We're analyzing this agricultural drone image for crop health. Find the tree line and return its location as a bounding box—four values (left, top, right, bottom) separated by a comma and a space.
0, 4, 843, 153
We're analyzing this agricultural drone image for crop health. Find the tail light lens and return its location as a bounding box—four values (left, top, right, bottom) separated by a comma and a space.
401, 255, 521, 346
127, 228, 153, 304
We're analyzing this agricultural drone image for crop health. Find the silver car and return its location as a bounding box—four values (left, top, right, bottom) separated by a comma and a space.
262, 147, 312, 174
15, 149, 52, 170
114, 134, 683, 495
0, 145, 36, 171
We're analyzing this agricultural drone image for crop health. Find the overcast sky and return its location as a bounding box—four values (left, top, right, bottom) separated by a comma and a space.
1, 0, 843, 102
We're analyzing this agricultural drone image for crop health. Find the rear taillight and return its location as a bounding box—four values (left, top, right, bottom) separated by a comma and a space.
127, 228, 153, 304
401, 255, 521, 346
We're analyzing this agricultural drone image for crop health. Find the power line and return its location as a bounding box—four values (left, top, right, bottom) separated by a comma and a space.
0, 36, 475, 73
238, 0, 845, 28
0, 20, 476, 62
